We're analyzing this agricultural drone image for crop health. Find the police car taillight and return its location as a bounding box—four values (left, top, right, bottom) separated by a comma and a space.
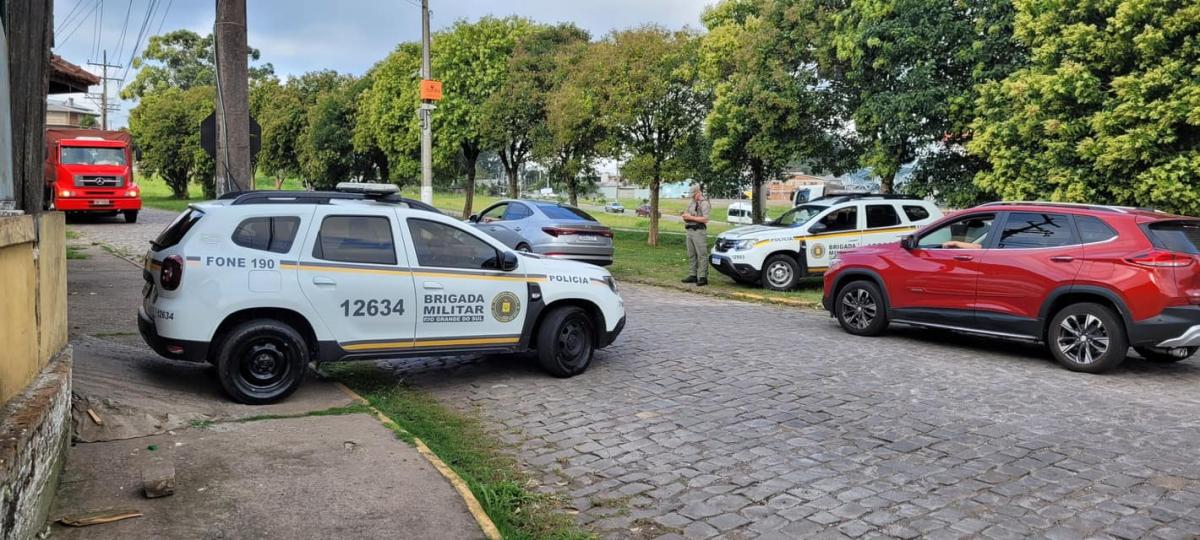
160, 255, 184, 291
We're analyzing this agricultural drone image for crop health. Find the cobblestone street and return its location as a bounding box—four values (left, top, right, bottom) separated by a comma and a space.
388, 284, 1200, 540
70, 209, 1200, 539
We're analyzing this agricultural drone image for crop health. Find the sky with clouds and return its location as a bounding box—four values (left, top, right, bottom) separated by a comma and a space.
50, 0, 714, 128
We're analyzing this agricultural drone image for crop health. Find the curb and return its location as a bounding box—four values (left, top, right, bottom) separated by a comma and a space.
324, 378, 503, 540
617, 276, 822, 310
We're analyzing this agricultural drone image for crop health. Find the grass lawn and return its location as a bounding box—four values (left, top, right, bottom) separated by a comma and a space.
610, 229, 825, 306
137, 173, 307, 213
326, 363, 592, 540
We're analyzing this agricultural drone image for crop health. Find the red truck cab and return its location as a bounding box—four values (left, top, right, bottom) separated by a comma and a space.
44, 128, 141, 223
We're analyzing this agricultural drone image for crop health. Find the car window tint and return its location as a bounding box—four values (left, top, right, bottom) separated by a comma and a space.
998, 213, 1077, 249
481, 204, 507, 221
1075, 216, 1118, 244
408, 219, 500, 269
539, 204, 596, 221
866, 205, 901, 228
1147, 221, 1200, 254
505, 203, 533, 220
313, 215, 397, 265
918, 215, 995, 249
152, 209, 205, 250
903, 205, 931, 222
818, 207, 858, 233
232, 217, 301, 254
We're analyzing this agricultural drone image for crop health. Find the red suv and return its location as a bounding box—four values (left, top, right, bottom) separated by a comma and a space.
823, 202, 1200, 372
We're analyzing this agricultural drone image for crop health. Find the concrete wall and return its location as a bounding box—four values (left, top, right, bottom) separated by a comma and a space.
0, 212, 72, 540
0, 215, 37, 402
37, 213, 66, 366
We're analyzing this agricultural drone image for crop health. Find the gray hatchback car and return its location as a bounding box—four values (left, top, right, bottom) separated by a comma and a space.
468, 200, 614, 266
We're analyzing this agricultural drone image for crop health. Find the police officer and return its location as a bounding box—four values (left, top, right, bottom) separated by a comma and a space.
681, 184, 711, 286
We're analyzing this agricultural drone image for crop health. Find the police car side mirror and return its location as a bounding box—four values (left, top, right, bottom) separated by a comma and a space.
500, 251, 519, 272
808, 222, 828, 233
468, 214, 479, 223
900, 235, 918, 250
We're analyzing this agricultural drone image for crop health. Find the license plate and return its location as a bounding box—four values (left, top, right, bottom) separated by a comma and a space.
93, 200, 111, 206
711, 256, 721, 265
577, 235, 599, 243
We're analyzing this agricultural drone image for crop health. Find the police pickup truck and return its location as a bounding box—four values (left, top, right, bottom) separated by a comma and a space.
710, 194, 942, 291
139, 183, 626, 404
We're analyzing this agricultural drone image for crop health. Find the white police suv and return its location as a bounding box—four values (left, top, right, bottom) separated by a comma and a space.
710, 194, 942, 290
139, 184, 625, 404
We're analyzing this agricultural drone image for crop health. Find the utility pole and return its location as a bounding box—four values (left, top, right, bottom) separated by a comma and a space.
214, 0, 252, 196
86, 50, 123, 130
419, 0, 433, 205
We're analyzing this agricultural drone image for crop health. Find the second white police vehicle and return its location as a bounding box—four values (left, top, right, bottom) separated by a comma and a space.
710, 194, 943, 290
138, 183, 626, 404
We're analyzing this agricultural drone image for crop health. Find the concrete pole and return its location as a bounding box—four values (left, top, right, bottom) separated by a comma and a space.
214, 0, 251, 196
100, 50, 107, 130
420, 0, 433, 205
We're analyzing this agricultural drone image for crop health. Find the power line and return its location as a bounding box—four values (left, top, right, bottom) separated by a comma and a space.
153, 0, 173, 37
55, 0, 88, 35
91, 0, 104, 61
120, 0, 159, 86
111, 0, 135, 67
57, 0, 101, 49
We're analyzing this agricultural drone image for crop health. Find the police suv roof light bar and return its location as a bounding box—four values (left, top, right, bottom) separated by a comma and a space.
335, 182, 400, 197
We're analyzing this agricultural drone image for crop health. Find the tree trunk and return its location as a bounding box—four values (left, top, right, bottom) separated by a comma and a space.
750, 159, 766, 225
568, 176, 578, 207
274, 176, 284, 190
880, 172, 895, 194
648, 175, 661, 247
506, 166, 520, 199
462, 143, 480, 218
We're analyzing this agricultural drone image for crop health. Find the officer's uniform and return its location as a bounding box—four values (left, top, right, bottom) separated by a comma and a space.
685, 198, 712, 281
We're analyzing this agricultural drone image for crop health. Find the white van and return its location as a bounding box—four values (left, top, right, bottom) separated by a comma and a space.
727, 202, 754, 224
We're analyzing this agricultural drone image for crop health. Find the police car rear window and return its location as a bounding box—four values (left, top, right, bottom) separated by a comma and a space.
232, 217, 301, 254
313, 215, 397, 265
152, 209, 204, 250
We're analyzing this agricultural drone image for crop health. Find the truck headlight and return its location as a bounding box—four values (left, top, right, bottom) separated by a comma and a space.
733, 239, 756, 251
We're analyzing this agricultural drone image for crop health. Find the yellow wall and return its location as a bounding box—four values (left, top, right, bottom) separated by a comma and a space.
0, 215, 39, 403
38, 213, 67, 367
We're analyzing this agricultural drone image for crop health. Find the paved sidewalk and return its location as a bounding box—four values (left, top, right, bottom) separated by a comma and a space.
49, 240, 486, 539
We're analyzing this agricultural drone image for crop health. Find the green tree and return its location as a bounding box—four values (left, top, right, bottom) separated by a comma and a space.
78, 115, 98, 129
483, 21, 586, 199
825, 0, 979, 193
128, 86, 215, 198
904, 0, 1026, 208
358, 43, 457, 190
302, 76, 379, 189
533, 26, 602, 206
701, 0, 847, 223
121, 29, 274, 99
250, 78, 303, 188
435, 17, 531, 216
970, 0, 1200, 213
581, 26, 707, 246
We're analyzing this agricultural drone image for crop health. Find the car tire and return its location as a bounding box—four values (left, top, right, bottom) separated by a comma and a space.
835, 280, 889, 336
516, 243, 532, 253
124, 210, 138, 223
216, 319, 308, 404
1048, 303, 1128, 373
536, 306, 595, 378
761, 254, 800, 291
1134, 346, 1197, 363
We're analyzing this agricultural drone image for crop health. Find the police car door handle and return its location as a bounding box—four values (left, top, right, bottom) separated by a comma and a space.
423, 282, 443, 290
312, 277, 337, 287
